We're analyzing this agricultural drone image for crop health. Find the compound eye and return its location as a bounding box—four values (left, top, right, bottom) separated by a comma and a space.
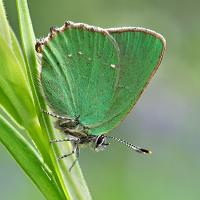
96, 135, 105, 148
94, 135, 109, 152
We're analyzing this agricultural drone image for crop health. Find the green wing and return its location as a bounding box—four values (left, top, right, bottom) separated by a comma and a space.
40, 22, 120, 125
39, 22, 166, 136
89, 27, 166, 135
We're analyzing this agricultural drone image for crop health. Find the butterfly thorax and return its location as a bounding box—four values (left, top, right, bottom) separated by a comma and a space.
55, 117, 109, 152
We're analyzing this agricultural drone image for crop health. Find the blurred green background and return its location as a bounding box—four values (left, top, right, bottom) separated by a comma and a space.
1, 0, 200, 199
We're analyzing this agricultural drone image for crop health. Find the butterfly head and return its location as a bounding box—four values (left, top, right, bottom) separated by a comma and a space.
94, 135, 110, 152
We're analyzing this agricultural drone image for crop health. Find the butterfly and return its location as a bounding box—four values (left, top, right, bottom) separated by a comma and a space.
36, 21, 166, 171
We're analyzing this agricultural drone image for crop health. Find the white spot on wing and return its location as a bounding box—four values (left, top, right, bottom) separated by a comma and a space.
78, 51, 83, 55
110, 64, 116, 68
68, 54, 72, 58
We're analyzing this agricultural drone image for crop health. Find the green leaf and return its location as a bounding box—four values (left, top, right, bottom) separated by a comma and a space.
15, 0, 58, 163
0, 33, 34, 127
17, 0, 91, 200
0, 110, 65, 200
0, 30, 66, 199
15, 1, 65, 189
0, 0, 11, 46
10, 28, 27, 74
0, 0, 27, 77
0, 0, 92, 199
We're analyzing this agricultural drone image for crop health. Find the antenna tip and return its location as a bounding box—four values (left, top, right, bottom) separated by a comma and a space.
139, 148, 152, 154
148, 150, 152, 154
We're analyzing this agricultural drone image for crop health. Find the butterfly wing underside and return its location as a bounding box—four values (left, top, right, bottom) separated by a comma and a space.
40, 22, 166, 136
89, 28, 166, 135
40, 23, 120, 129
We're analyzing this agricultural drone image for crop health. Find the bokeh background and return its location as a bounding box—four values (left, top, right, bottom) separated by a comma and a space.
1, 0, 200, 199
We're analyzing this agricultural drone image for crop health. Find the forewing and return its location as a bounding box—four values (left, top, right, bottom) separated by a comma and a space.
39, 22, 120, 125
89, 28, 166, 135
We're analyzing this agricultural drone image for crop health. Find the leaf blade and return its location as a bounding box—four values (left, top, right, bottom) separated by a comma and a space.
0, 0, 12, 46
0, 111, 66, 200
15, 1, 92, 200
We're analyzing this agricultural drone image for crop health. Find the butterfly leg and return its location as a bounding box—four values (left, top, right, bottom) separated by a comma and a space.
69, 144, 80, 172
57, 152, 74, 160
59, 118, 79, 129
56, 141, 80, 172
56, 141, 78, 160
42, 110, 70, 120
43, 109, 80, 129
50, 135, 80, 143
50, 138, 73, 143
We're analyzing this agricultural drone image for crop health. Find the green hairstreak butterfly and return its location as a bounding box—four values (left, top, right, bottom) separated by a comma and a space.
36, 21, 166, 170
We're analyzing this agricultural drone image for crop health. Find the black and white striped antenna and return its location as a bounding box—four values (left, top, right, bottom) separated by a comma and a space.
106, 135, 152, 154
